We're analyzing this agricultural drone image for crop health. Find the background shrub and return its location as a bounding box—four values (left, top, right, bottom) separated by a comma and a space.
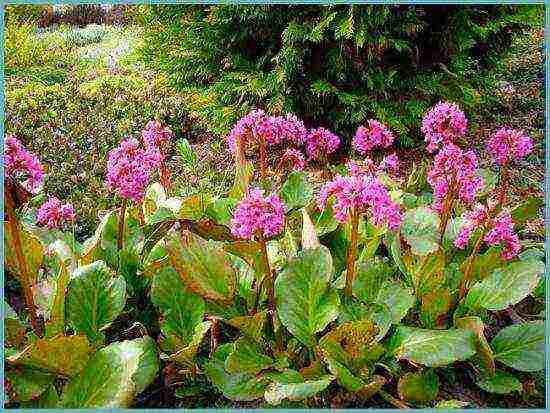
138, 4, 542, 147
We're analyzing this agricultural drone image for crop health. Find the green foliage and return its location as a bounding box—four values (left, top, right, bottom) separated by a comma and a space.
139, 4, 542, 145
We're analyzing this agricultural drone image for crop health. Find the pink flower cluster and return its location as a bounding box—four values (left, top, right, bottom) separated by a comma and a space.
4, 135, 44, 193
227, 110, 308, 152
352, 120, 395, 155
231, 188, 286, 239
427, 144, 483, 212
306, 127, 341, 161
280, 148, 306, 171
455, 203, 520, 260
317, 172, 401, 230
141, 120, 173, 156
279, 113, 308, 146
422, 102, 468, 153
227, 109, 266, 153
486, 127, 533, 166
37, 196, 76, 229
106, 138, 162, 202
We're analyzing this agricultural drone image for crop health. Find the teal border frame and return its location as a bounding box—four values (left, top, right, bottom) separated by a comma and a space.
1, 1, 547, 411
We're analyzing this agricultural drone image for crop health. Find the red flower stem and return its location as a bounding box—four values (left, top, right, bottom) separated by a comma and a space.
344, 208, 360, 297
159, 161, 172, 196
5, 188, 43, 337
259, 136, 267, 185
497, 163, 509, 209
458, 225, 488, 300
259, 234, 283, 352
117, 198, 128, 252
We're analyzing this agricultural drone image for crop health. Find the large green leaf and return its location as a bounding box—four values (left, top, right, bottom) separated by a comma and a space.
279, 171, 314, 211
150, 266, 205, 352
339, 297, 392, 342
352, 257, 393, 304
275, 246, 340, 347
455, 316, 495, 376
7, 335, 91, 377
5, 369, 54, 402
227, 311, 267, 343
476, 370, 522, 394
465, 260, 544, 311
400, 206, 440, 256
225, 338, 274, 375
44, 263, 71, 338
397, 370, 439, 403
4, 221, 44, 282
206, 197, 237, 226
224, 240, 268, 277
391, 326, 477, 367
491, 321, 544, 372
264, 375, 333, 405
374, 280, 415, 324
204, 343, 269, 401
60, 337, 159, 408
67, 261, 126, 343
308, 197, 338, 236
323, 357, 364, 392
166, 229, 237, 305
165, 321, 212, 367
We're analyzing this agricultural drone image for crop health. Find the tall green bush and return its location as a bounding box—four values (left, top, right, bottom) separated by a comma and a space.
139, 4, 542, 146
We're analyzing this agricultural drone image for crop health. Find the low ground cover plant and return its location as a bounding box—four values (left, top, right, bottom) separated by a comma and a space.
4, 99, 544, 408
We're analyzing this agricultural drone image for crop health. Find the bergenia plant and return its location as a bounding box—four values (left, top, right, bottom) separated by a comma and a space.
4, 103, 544, 409
106, 137, 161, 250
317, 160, 402, 296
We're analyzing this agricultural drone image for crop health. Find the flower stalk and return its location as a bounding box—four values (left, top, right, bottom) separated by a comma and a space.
344, 208, 360, 297
117, 198, 128, 252
5, 186, 43, 337
259, 235, 283, 352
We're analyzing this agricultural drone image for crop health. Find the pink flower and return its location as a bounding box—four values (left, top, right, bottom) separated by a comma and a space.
37, 196, 76, 229
379, 153, 399, 174
279, 113, 308, 146
352, 120, 395, 154
317, 173, 401, 230
141, 120, 173, 156
484, 211, 521, 260
106, 138, 161, 202
255, 115, 285, 146
486, 128, 533, 166
422, 102, 468, 153
454, 203, 491, 249
306, 127, 340, 161
427, 144, 483, 212
455, 203, 520, 260
227, 109, 267, 153
231, 188, 286, 239
280, 148, 306, 171
4, 135, 44, 194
